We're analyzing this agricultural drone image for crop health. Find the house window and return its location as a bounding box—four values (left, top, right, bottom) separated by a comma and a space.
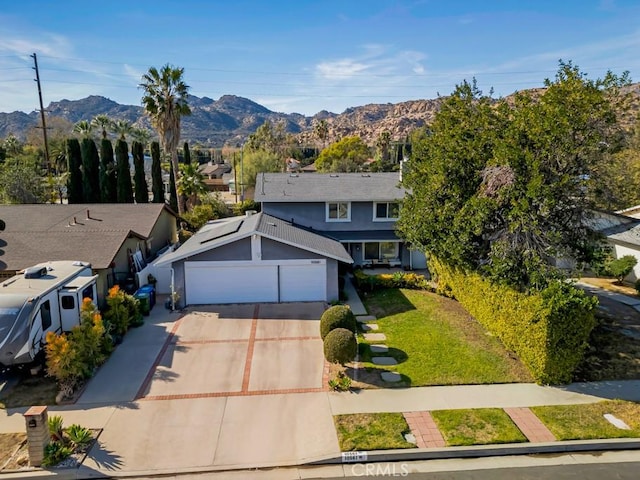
326, 202, 351, 222
374, 202, 400, 220
363, 242, 399, 261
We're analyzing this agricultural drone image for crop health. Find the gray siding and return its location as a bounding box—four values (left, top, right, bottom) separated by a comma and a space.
188, 238, 251, 262
326, 259, 339, 301
261, 237, 324, 260
263, 201, 397, 233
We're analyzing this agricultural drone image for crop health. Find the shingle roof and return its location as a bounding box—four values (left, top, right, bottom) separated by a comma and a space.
0, 204, 176, 270
253, 172, 405, 203
603, 221, 640, 247
156, 212, 352, 265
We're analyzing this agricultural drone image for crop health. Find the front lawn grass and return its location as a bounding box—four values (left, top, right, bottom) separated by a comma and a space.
358, 289, 532, 386
334, 413, 416, 451
431, 408, 528, 446
531, 400, 640, 440
0, 375, 58, 409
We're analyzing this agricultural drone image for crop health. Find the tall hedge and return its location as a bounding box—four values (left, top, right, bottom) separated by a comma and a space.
132, 141, 148, 204
66, 138, 83, 204
115, 139, 134, 203
150, 141, 164, 203
430, 257, 597, 384
81, 138, 100, 203
100, 138, 117, 202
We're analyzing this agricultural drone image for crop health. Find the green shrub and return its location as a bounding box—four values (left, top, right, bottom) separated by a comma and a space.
324, 328, 357, 365
320, 305, 357, 340
607, 255, 638, 283
353, 269, 429, 292
66, 424, 93, 449
104, 285, 142, 336
42, 441, 73, 467
430, 257, 597, 384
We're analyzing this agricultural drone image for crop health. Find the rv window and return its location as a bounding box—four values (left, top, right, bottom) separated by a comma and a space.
82, 286, 94, 302
61, 296, 75, 310
41, 301, 52, 330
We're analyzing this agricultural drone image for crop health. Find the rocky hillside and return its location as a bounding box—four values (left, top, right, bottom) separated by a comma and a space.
2, 84, 639, 148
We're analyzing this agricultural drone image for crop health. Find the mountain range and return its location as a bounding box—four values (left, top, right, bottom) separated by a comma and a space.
2, 84, 640, 148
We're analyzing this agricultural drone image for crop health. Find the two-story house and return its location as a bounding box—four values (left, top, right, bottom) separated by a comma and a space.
254, 172, 427, 270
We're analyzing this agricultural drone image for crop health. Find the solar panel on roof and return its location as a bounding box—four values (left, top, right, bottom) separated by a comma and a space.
200, 219, 243, 244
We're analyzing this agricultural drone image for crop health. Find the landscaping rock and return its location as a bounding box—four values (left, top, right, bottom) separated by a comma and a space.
404, 433, 417, 444
361, 323, 379, 331
381, 371, 402, 382
356, 315, 377, 323
372, 356, 398, 365
363, 333, 386, 342
370, 344, 389, 353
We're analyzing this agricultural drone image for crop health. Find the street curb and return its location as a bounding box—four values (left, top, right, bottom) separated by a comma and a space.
306, 438, 640, 465
2, 439, 639, 479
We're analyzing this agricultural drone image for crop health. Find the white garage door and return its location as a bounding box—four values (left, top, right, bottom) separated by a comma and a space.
185, 263, 278, 304
184, 260, 326, 304
280, 263, 326, 302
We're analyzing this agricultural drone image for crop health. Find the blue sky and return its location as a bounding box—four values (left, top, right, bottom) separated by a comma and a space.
1, 0, 640, 116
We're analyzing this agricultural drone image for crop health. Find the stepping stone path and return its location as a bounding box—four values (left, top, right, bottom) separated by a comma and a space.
370, 344, 388, 353
372, 356, 398, 365
361, 323, 379, 331
357, 314, 402, 383
363, 333, 386, 342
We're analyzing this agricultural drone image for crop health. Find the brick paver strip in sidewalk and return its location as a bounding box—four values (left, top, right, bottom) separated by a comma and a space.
504, 407, 556, 443
403, 411, 446, 448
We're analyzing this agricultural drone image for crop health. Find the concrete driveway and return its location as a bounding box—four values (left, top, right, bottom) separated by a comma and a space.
76, 301, 340, 475
138, 302, 327, 399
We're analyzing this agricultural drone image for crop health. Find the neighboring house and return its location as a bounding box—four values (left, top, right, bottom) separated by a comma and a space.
199, 162, 231, 179
253, 172, 427, 270
597, 206, 640, 281
0, 204, 178, 301
154, 211, 352, 305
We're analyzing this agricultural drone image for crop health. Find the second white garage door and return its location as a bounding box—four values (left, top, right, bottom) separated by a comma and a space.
184, 260, 327, 305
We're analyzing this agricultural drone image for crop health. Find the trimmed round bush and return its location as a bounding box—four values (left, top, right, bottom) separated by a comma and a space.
320, 305, 356, 340
323, 328, 357, 365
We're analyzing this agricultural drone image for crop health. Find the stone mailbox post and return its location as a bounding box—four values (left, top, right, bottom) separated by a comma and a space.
23, 405, 49, 467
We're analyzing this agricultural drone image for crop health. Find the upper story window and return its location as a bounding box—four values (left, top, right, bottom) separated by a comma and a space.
326, 202, 351, 222
374, 202, 400, 221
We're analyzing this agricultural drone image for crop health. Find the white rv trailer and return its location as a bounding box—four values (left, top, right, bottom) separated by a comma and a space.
0, 261, 98, 368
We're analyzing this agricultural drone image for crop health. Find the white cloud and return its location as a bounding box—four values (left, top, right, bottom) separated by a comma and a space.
316, 59, 370, 80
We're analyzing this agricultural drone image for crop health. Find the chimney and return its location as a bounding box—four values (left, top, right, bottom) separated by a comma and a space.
245, 210, 257, 217
72, 217, 77, 226
86, 209, 91, 220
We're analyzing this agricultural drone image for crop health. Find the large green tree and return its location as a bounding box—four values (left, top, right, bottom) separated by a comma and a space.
140, 64, 191, 215
398, 63, 628, 291
241, 150, 282, 188
177, 162, 206, 210
315, 136, 371, 173
0, 157, 44, 203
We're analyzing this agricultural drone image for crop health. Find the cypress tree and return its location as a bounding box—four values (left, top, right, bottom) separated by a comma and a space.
168, 165, 178, 212
183, 141, 191, 165
100, 138, 117, 202
132, 141, 148, 203
81, 137, 100, 203
151, 141, 164, 203
66, 138, 83, 203
115, 139, 134, 203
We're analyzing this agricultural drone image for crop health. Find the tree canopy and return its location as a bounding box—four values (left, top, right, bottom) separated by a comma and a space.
398, 63, 630, 291
315, 136, 371, 173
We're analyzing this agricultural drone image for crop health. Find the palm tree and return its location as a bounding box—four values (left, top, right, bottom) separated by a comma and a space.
73, 120, 93, 137
139, 64, 191, 215
91, 115, 113, 140
131, 127, 152, 147
111, 120, 133, 141
177, 163, 207, 211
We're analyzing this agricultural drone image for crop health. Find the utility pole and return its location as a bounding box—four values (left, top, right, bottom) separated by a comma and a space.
31, 53, 50, 174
